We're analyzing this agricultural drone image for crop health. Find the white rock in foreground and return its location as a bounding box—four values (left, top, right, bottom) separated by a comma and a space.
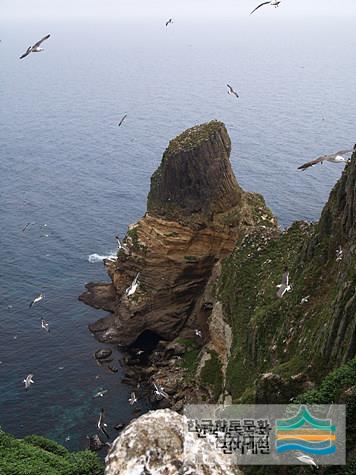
105, 409, 242, 475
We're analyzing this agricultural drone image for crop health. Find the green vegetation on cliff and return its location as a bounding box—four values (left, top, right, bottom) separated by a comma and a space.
0, 430, 104, 475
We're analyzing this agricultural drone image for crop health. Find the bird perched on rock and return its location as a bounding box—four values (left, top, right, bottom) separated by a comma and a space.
20, 34, 50, 59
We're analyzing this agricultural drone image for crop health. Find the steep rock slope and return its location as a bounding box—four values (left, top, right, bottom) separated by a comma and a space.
218, 154, 356, 403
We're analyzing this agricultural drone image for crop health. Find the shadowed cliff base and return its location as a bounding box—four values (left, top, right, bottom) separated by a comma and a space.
80, 121, 276, 347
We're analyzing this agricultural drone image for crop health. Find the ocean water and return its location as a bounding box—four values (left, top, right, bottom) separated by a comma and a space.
0, 16, 355, 450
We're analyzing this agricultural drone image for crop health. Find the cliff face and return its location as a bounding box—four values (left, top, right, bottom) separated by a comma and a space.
218, 154, 356, 403
80, 121, 276, 346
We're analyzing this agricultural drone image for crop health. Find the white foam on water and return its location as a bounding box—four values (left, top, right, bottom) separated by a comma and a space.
88, 252, 117, 263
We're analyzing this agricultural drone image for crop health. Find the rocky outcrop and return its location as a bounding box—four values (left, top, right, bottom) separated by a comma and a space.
105, 409, 242, 475
80, 121, 276, 346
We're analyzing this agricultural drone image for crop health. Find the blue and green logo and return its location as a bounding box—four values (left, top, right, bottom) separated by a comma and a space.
275, 406, 336, 455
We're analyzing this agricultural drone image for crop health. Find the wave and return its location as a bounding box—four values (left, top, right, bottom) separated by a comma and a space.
276, 444, 336, 455
88, 252, 117, 263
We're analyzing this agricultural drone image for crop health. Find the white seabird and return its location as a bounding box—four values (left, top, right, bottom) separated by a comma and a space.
298, 149, 352, 171
128, 391, 138, 405
23, 374, 34, 389
300, 296, 310, 304
227, 84, 239, 99
41, 318, 50, 332
93, 389, 108, 398
194, 329, 202, 338
118, 114, 127, 127
29, 292, 44, 308
276, 268, 292, 298
250, 0, 282, 16
115, 235, 130, 254
295, 452, 319, 468
336, 246, 343, 262
97, 408, 109, 439
153, 382, 169, 400
20, 34, 51, 59
126, 273, 140, 297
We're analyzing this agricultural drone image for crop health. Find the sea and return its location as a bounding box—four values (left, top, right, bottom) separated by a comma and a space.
0, 14, 355, 451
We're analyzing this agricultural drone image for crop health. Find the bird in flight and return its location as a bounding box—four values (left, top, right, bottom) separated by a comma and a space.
126, 273, 140, 297
152, 382, 169, 400
166, 18, 173, 27
128, 391, 138, 405
20, 34, 51, 59
23, 374, 34, 390
115, 235, 130, 255
276, 268, 291, 298
22, 222, 36, 232
97, 408, 109, 439
298, 149, 352, 171
118, 114, 127, 127
227, 84, 239, 99
41, 318, 50, 332
250, 0, 282, 15
93, 389, 108, 398
295, 452, 318, 468
29, 292, 44, 308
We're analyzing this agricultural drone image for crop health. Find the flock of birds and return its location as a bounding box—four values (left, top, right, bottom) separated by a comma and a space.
12, 2, 355, 466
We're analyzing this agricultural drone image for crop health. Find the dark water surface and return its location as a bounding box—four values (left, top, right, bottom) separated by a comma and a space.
0, 16, 355, 450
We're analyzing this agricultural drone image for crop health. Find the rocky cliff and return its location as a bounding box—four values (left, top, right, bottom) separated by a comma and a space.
80, 121, 276, 347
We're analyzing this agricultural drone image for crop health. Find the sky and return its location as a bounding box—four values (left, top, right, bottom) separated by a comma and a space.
2, 0, 356, 21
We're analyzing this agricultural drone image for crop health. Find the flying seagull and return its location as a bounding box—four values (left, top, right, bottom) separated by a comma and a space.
165, 18, 173, 27
298, 149, 352, 171
153, 382, 169, 400
115, 235, 130, 254
22, 222, 36, 232
336, 246, 343, 262
295, 452, 318, 468
20, 34, 50, 59
194, 329, 202, 338
276, 268, 291, 298
128, 391, 138, 405
97, 408, 109, 439
93, 389, 108, 398
23, 374, 34, 389
41, 318, 50, 332
300, 296, 310, 305
250, 0, 281, 16
126, 273, 140, 297
118, 114, 127, 127
227, 84, 239, 99
29, 292, 44, 308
